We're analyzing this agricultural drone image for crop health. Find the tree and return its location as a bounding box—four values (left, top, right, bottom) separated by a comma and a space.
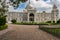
0, 0, 27, 9
10, 0, 27, 8
57, 19, 60, 24
0, 0, 27, 26
11, 19, 16, 23
0, 0, 7, 26
0, 17, 6, 26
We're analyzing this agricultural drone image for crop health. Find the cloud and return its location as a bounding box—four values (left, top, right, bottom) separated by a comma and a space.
26, 0, 60, 13
27, 0, 60, 17
36, 0, 52, 8
7, 0, 60, 14
5, 0, 60, 18
29, 0, 53, 12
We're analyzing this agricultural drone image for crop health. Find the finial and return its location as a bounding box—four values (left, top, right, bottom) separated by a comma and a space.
53, 0, 57, 8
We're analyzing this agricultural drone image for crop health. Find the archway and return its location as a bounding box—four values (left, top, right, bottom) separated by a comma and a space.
29, 13, 34, 21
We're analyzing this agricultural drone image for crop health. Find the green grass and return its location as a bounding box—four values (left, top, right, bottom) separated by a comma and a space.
13, 22, 50, 25
40, 28, 60, 38
0, 24, 8, 30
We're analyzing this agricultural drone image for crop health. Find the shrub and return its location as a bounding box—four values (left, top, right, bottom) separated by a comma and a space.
0, 24, 8, 30
46, 21, 51, 23
0, 17, 6, 26
57, 19, 60, 24
53, 21, 55, 23
11, 19, 16, 23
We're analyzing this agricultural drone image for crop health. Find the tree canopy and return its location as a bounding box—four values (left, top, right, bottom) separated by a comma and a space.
10, 0, 27, 8
0, 0, 27, 25
0, 0, 28, 16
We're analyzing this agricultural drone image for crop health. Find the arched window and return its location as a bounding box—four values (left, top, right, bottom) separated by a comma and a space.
29, 13, 34, 16
29, 13, 34, 21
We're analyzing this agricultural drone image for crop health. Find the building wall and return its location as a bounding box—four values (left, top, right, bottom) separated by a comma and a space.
22, 13, 28, 22
7, 12, 23, 22
35, 12, 52, 22
6, 5, 59, 23
7, 11, 59, 23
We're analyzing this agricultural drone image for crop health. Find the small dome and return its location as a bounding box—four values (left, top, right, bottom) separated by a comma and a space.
25, 4, 36, 10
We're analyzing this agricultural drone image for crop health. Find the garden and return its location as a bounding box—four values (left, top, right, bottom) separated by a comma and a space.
11, 19, 60, 25
40, 28, 60, 38
39, 19, 60, 38
11, 19, 50, 25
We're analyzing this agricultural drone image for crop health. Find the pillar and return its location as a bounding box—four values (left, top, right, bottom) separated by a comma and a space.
28, 13, 29, 22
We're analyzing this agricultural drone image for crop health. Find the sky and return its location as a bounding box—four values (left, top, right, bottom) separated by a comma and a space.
8, 0, 60, 12
7, 0, 60, 17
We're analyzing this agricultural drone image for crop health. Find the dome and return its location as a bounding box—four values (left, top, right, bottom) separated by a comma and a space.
25, 3, 36, 10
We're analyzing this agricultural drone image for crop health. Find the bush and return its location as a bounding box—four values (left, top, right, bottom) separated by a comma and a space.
0, 17, 6, 26
11, 19, 16, 23
39, 22, 48, 25
0, 24, 8, 30
53, 21, 55, 23
14, 21, 58, 25
46, 21, 51, 23
57, 19, 60, 24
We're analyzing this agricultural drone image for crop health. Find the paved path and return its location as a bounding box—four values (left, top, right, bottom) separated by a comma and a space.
0, 24, 60, 40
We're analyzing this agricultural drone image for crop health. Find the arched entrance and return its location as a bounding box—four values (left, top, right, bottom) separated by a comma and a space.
29, 13, 34, 21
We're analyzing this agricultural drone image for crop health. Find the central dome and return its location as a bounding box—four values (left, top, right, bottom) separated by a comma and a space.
25, 3, 35, 10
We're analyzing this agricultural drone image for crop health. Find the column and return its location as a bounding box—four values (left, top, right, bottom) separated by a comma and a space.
55, 16, 57, 23
28, 13, 29, 22
34, 13, 36, 22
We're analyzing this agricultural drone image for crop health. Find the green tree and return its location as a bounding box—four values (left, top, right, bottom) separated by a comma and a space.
10, 0, 27, 8
0, 0, 27, 26
0, 0, 27, 17
0, 17, 6, 26
11, 19, 16, 23
57, 19, 60, 24
0, 0, 7, 26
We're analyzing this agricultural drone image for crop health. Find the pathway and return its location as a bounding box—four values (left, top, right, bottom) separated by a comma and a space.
0, 24, 60, 40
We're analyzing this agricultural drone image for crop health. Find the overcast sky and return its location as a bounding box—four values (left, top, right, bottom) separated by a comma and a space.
8, 0, 60, 12
8, 0, 59, 12
7, 0, 60, 17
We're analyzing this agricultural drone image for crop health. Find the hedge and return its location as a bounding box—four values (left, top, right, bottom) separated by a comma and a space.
0, 24, 8, 30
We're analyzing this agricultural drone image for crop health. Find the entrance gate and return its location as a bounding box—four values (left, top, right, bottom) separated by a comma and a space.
29, 13, 34, 21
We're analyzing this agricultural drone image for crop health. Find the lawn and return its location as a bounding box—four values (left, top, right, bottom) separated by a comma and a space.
40, 28, 60, 38
13, 22, 51, 25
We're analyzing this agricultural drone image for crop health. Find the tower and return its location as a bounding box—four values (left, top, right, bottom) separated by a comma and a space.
25, 0, 36, 22
51, 4, 59, 23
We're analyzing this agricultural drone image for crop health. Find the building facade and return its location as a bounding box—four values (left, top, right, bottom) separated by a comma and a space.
6, 3, 59, 23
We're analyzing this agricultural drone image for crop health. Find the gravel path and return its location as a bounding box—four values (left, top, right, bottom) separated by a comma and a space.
0, 24, 60, 40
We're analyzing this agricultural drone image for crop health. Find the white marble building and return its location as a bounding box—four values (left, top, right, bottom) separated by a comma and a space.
6, 3, 59, 23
